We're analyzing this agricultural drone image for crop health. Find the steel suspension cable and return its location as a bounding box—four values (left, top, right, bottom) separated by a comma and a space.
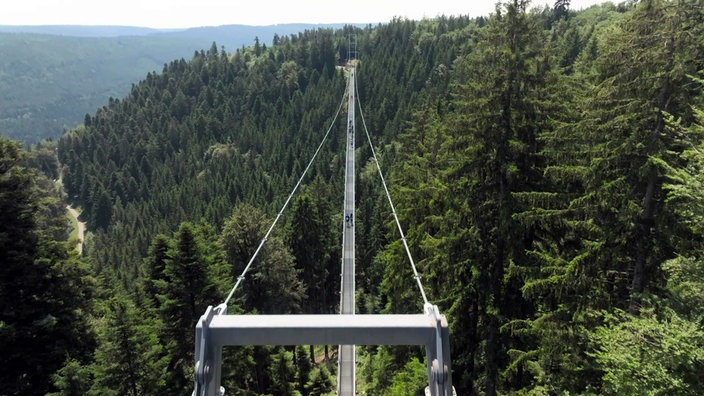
222, 87, 349, 308
354, 77, 429, 305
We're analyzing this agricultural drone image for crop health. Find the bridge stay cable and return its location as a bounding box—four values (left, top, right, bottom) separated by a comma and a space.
194, 68, 454, 396
222, 87, 348, 307
354, 77, 429, 305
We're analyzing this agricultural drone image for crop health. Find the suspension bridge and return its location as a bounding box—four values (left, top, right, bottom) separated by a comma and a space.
193, 63, 454, 396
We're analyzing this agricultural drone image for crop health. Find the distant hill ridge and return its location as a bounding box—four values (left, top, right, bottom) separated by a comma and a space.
0, 23, 353, 38
0, 23, 361, 144
0, 25, 168, 37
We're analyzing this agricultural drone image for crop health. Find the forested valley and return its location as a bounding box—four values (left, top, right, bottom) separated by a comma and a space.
2, 0, 704, 394
0, 23, 349, 145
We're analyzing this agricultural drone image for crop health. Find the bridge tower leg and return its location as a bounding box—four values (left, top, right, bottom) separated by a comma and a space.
194, 305, 225, 396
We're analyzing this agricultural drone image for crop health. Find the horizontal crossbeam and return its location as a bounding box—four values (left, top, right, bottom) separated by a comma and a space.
194, 304, 454, 396
205, 314, 439, 346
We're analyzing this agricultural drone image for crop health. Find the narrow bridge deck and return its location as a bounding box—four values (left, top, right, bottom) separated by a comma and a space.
338, 66, 357, 395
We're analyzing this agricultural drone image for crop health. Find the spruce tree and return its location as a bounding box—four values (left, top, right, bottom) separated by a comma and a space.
290, 192, 328, 315
295, 345, 312, 395
512, 1, 704, 392
142, 234, 171, 308
268, 348, 298, 395
90, 296, 166, 396
0, 137, 95, 394
156, 222, 217, 394
407, 1, 547, 392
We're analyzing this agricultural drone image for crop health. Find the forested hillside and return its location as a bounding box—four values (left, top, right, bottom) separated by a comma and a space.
0, 23, 349, 145
3, 0, 704, 394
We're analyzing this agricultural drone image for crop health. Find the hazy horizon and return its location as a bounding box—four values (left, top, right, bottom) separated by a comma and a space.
1, 0, 610, 29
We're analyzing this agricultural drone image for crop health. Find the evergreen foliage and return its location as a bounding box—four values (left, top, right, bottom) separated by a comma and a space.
0, 25, 352, 144
90, 295, 166, 395
220, 203, 305, 314
3, 1, 701, 394
0, 137, 95, 395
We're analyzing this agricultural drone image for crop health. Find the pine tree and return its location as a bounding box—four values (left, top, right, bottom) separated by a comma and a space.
511, 1, 704, 392
410, 1, 547, 393
290, 192, 328, 315
91, 188, 113, 230
295, 345, 312, 395
142, 234, 171, 308
90, 296, 166, 396
306, 365, 333, 396
268, 348, 298, 395
48, 359, 92, 396
0, 137, 95, 394
289, 190, 334, 362
587, 104, 704, 394
156, 222, 218, 394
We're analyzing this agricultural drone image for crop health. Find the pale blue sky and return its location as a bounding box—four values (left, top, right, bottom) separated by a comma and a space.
1, 0, 609, 28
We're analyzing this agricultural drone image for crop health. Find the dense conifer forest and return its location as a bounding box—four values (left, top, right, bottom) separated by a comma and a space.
2, 0, 704, 394
0, 24, 349, 144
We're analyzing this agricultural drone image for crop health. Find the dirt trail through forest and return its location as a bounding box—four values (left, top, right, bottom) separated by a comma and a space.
57, 171, 86, 254
67, 205, 86, 254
